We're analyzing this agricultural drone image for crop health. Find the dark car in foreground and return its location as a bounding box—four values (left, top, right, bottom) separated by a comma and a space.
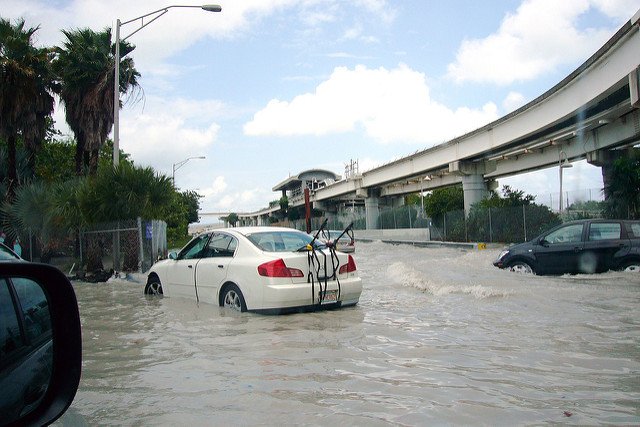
493, 219, 640, 275
0, 262, 81, 426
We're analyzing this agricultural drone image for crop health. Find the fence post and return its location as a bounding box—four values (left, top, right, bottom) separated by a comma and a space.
523, 204, 527, 242
444, 214, 447, 242
79, 230, 84, 266
114, 221, 121, 272
393, 208, 397, 229
489, 208, 493, 243
464, 215, 468, 242
138, 217, 144, 273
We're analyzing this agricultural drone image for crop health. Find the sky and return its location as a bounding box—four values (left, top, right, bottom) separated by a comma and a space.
4, 0, 640, 219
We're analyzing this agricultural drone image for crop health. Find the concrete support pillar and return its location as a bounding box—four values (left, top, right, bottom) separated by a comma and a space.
587, 148, 635, 200
449, 160, 495, 216
365, 195, 380, 230
461, 174, 488, 215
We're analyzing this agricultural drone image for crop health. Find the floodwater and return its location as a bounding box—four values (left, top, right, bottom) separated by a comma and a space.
57, 241, 640, 426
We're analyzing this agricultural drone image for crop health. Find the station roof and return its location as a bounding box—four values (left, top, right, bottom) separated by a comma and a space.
272, 169, 341, 191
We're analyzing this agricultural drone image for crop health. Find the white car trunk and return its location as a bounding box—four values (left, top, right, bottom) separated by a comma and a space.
278, 249, 351, 284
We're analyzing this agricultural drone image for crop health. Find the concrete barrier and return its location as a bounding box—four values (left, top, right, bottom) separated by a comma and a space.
354, 228, 430, 242
353, 229, 481, 249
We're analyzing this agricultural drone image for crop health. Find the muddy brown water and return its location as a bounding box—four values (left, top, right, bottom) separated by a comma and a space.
56, 241, 640, 425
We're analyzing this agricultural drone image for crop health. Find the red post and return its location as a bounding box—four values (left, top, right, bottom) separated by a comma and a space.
304, 188, 312, 233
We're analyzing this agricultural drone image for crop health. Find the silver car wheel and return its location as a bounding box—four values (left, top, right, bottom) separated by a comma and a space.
623, 264, 640, 273
509, 261, 533, 274
144, 278, 163, 295
224, 289, 243, 311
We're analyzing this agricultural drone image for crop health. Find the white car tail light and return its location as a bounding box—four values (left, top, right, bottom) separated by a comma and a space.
339, 255, 357, 274
258, 259, 304, 278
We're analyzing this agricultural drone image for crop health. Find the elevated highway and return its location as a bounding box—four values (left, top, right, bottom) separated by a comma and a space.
305, 11, 640, 226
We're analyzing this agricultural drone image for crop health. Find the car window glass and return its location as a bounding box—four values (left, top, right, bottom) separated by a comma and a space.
179, 235, 209, 260
627, 222, 640, 238
12, 278, 52, 345
247, 231, 314, 252
205, 234, 237, 257
227, 237, 237, 254
588, 223, 621, 241
0, 279, 25, 366
545, 224, 583, 244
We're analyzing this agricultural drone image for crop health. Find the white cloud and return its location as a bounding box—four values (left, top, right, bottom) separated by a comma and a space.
592, 0, 640, 19
446, 0, 629, 85
357, 157, 384, 173
119, 97, 220, 174
500, 160, 603, 204
502, 91, 527, 113
201, 176, 228, 198
341, 23, 379, 43
2, 1, 299, 63
201, 187, 274, 212
244, 64, 498, 144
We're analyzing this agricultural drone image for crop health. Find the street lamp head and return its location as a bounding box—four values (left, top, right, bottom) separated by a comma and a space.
558, 150, 573, 169
201, 4, 222, 12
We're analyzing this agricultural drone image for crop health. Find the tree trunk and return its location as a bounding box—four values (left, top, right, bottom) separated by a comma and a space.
75, 139, 85, 176
6, 134, 17, 202
85, 235, 104, 272
89, 149, 99, 175
122, 230, 139, 271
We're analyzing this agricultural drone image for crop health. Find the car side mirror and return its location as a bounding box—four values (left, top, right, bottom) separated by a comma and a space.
538, 238, 550, 247
169, 251, 178, 260
0, 262, 81, 426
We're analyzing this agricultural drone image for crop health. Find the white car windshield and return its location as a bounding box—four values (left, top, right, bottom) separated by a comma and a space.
246, 231, 324, 252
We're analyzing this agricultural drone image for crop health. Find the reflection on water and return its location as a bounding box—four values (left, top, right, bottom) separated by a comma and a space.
57, 242, 640, 425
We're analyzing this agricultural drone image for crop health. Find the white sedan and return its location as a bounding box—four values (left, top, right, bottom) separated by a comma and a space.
145, 227, 362, 313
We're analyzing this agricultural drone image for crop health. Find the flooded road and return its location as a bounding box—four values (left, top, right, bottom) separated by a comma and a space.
58, 242, 640, 425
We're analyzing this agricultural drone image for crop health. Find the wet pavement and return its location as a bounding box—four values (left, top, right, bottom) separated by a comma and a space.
57, 241, 640, 425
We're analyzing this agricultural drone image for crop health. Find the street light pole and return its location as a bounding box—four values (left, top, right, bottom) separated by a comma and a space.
558, 150, 573, 212
173, 156, 206, 186
113, 4, 222, 166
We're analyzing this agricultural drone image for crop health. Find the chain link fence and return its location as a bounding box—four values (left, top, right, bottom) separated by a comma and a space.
272, 202, 605, 244
274, 205, 432, 232
80, 218, 167, 273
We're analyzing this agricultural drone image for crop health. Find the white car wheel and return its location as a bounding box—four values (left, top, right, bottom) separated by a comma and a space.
622, 262, 640, 273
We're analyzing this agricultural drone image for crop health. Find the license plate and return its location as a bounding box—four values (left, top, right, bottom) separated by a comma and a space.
320, 289, 338, 304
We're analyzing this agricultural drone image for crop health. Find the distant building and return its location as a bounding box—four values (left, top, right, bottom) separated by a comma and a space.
272, 169, 341, 205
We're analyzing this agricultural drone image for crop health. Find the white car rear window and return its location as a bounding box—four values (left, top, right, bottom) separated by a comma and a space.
246, 231, 317, 252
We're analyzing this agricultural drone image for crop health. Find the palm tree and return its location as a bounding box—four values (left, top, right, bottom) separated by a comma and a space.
79, 163, 174, 271
1, 179, 82, 261
53, 28, 139, 176
0, 18, 55, 200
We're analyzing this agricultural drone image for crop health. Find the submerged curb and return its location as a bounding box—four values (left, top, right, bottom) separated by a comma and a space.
358, 238, 483, 250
